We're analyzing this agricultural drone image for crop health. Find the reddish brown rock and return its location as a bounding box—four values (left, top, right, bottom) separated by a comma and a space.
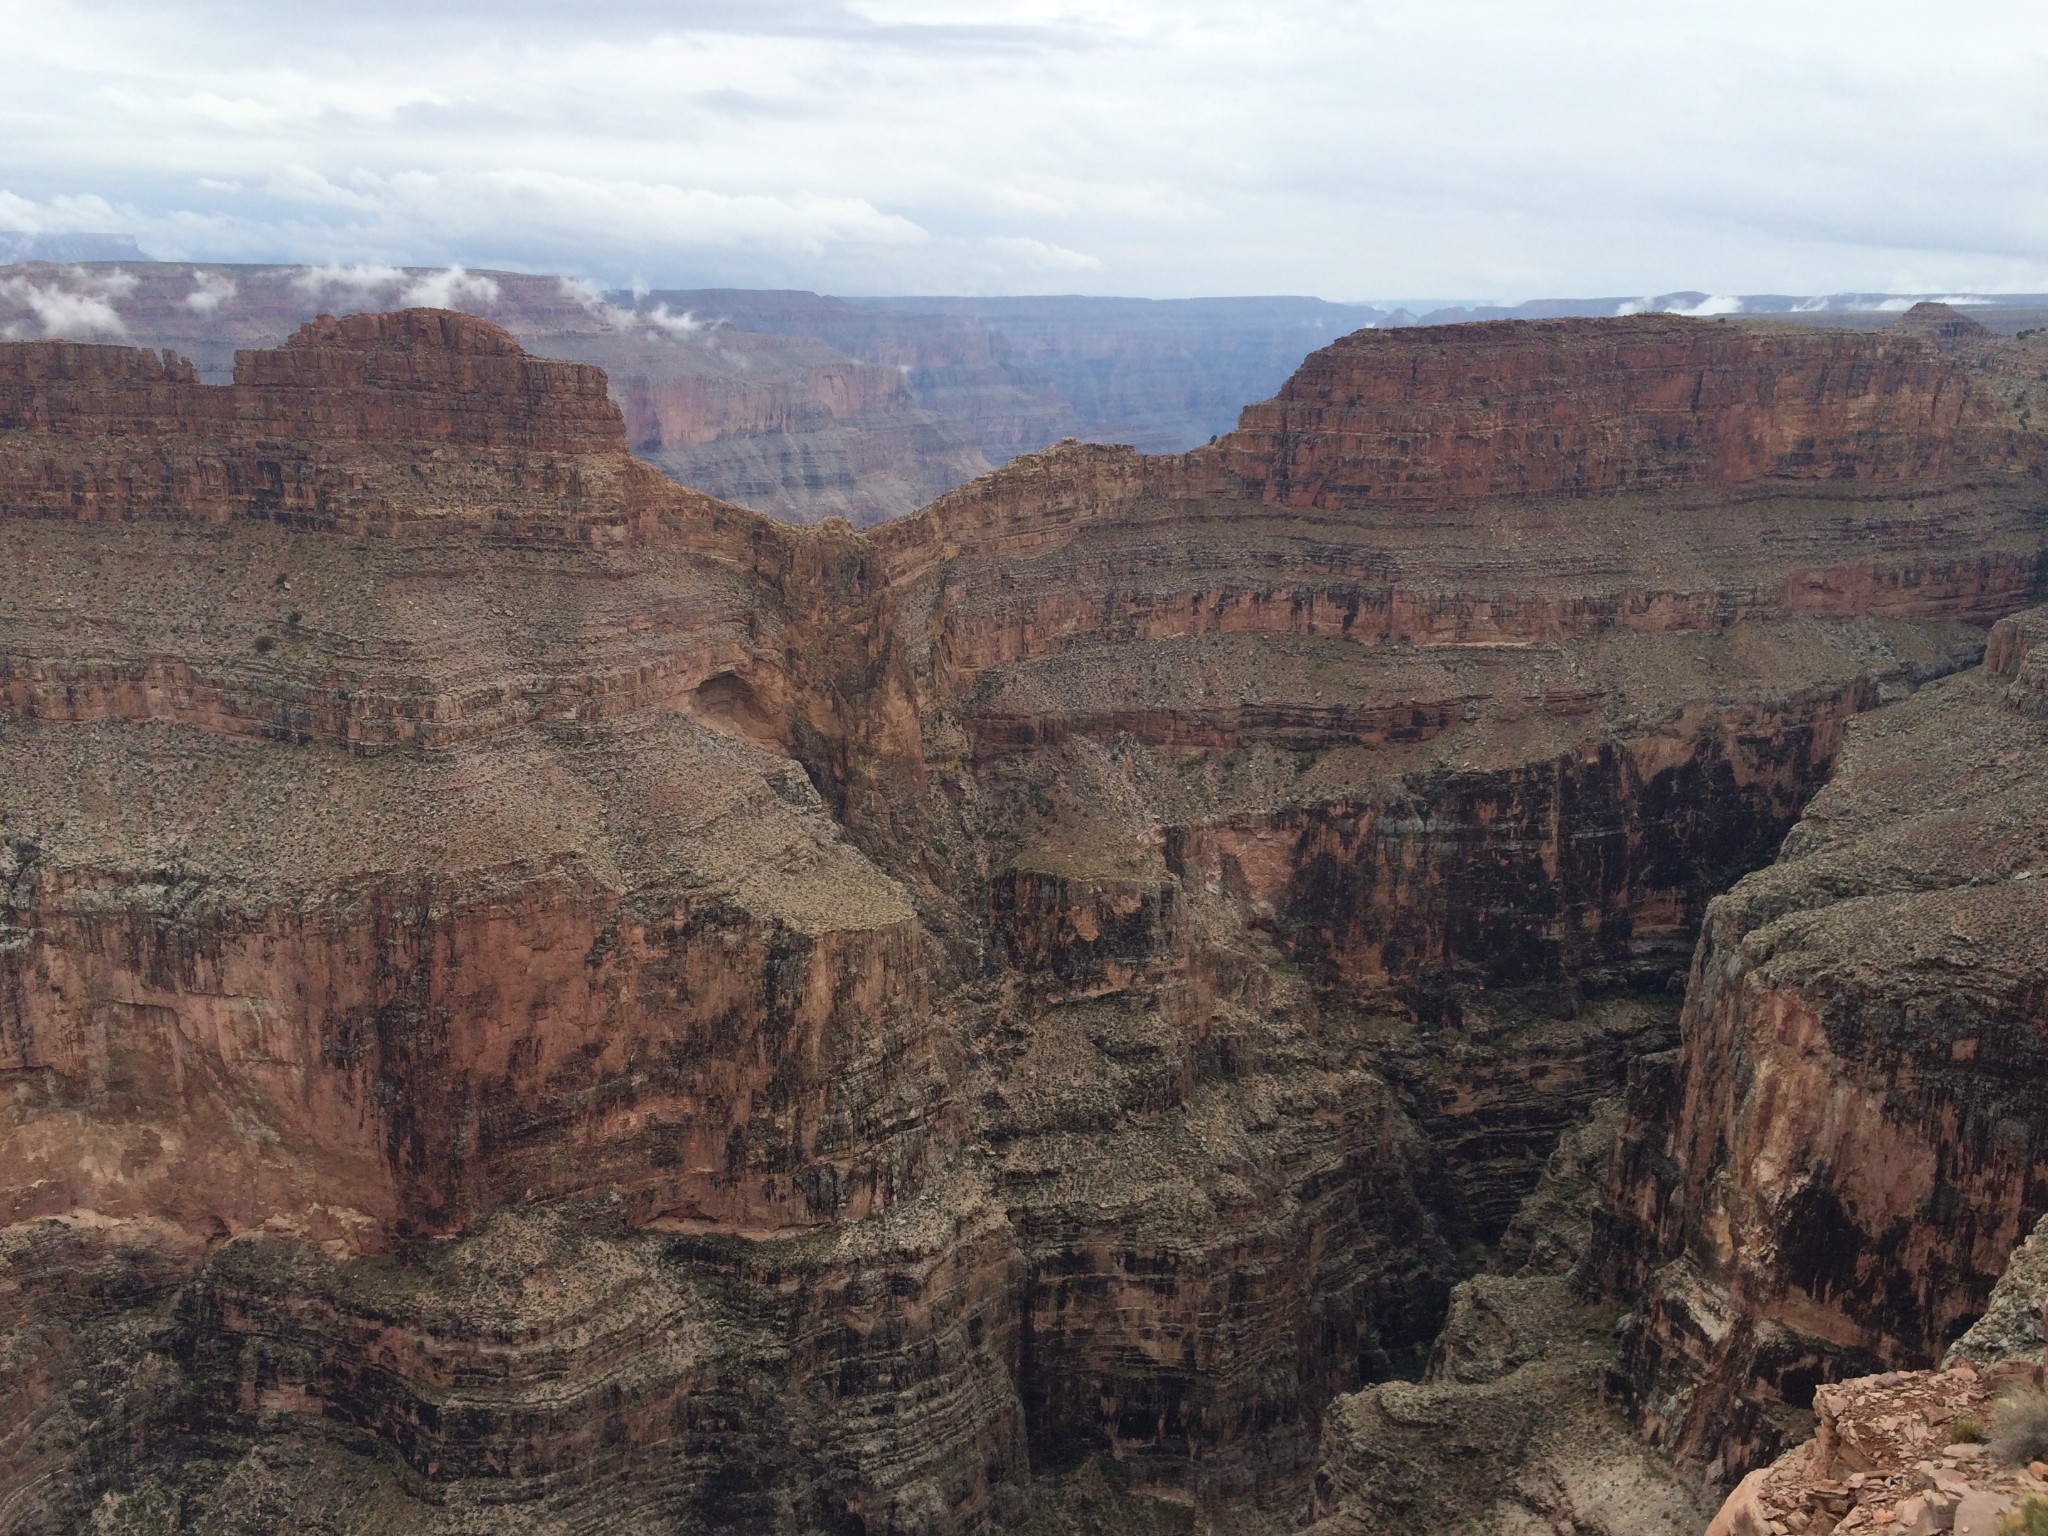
0, 261, 997, 526
2, 307, 2046, 1532
1701, 1358, 2043, 1536
1597, 605, 2048, 1476
1212, 309, 2035, 508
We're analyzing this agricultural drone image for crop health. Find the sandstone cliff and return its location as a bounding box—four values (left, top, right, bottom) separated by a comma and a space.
2, 306, 2045, 1533
1597, 604, 2048, 1477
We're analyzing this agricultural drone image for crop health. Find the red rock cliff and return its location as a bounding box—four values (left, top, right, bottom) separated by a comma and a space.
1594, 607, 2048, 1474
1211, 309, 2032, 508
2, 308, 2046, 1534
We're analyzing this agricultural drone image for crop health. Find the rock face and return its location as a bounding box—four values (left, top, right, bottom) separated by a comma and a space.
0, 310, 670, 535
568, 324, 992, 527
1599, 601, 2048, 1477
1214, 310, 2032, 507
1303, 1101, 1715, 1536
1698, 1212, 2048, 1536
2, 307, 2045, 1532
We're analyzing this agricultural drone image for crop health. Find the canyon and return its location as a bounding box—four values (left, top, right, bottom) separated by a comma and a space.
0, 301, 2045, 1533
0, 263, 1391, 527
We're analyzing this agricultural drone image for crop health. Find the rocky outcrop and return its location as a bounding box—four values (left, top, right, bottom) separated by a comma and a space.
1989, 605, 2048, 717
1697, 1210, 2048, 1535
1599, 605, 2048, 1477
0, 1180, 1028, 1535
0, 262, 994, 526
1702, 1359, 2044, 1536
0, 316, 952, 1255
0, 312, 700, 538
1949, 1212, 2048, 1370
1213, 309, 2037, 507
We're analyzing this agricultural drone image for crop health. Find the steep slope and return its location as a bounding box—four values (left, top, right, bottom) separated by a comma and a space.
1, 305, 2044, 1533
1595, 604, 2048, 1476
0, 309, 946, 1246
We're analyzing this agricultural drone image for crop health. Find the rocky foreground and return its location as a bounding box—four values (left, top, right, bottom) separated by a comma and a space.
1, 303, 2045, 1532
1703, 1210, 2048, 1536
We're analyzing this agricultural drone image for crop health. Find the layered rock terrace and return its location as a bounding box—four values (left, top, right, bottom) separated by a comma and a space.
2, 304, 2045, 1532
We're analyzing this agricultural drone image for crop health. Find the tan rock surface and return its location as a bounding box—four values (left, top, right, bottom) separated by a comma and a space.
1701, 1360, 2044, 1536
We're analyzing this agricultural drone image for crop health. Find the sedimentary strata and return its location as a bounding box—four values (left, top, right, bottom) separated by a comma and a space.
1699, 1212, 2048, 1536
0, 261, 993, 526
1600, 603, 2048, 1476
1304, 1102, 1714, 1536
1, 305, 2044, 1532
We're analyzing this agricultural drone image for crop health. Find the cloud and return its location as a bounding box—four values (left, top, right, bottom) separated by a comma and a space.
0, 190, 130, 238
1615, 294, 1749, 318
641, 302, 702, 337
399, 265, 500, 308
556, 273, 692, 336
0, 269, 134, 336
289, 262, 406, 299
185, 267, 237, 312
1668, 294, 1746, 318
1, 1, 2046, 297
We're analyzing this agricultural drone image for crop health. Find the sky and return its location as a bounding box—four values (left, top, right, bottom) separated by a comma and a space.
2, 0, 2045, 300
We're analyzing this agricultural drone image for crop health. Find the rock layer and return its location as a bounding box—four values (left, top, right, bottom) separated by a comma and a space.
0, 262, 995, 526
1214, 311, 2031, 507
1599, 604, 2048, 1476
2, 307, 2045, 1531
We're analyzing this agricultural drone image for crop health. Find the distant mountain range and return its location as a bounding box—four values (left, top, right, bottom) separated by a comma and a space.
4, 252, 2045, 523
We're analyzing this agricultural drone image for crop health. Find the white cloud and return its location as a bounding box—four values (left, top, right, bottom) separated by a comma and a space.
1668, 295, 1746, 318
0, 272, 131, 336
400, 264, 500, 308
1614, 296, 1740, 317
185, 267, 237, 312
0, 0, 2045, 297
289, 262, 405, 298
641, 302, 702, 336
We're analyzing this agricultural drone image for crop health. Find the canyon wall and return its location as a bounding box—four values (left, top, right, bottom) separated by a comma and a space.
1211, 311, 2031, 507
1596, 605, 2048, 1476
1, 306, 2045, 1532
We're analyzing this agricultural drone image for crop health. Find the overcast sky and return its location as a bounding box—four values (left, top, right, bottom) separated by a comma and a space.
2, 0, 2044, 300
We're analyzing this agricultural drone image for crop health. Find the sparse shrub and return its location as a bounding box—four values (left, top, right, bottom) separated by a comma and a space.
285, 609, 302, 628
252, 634, 275, 654
1990, 1388, 2048, 1464
1998, 1495, 2048, 1536
1952, 1414, 1987, 1443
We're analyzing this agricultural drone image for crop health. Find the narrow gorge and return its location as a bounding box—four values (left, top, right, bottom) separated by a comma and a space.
2, 301, 2045, 1534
